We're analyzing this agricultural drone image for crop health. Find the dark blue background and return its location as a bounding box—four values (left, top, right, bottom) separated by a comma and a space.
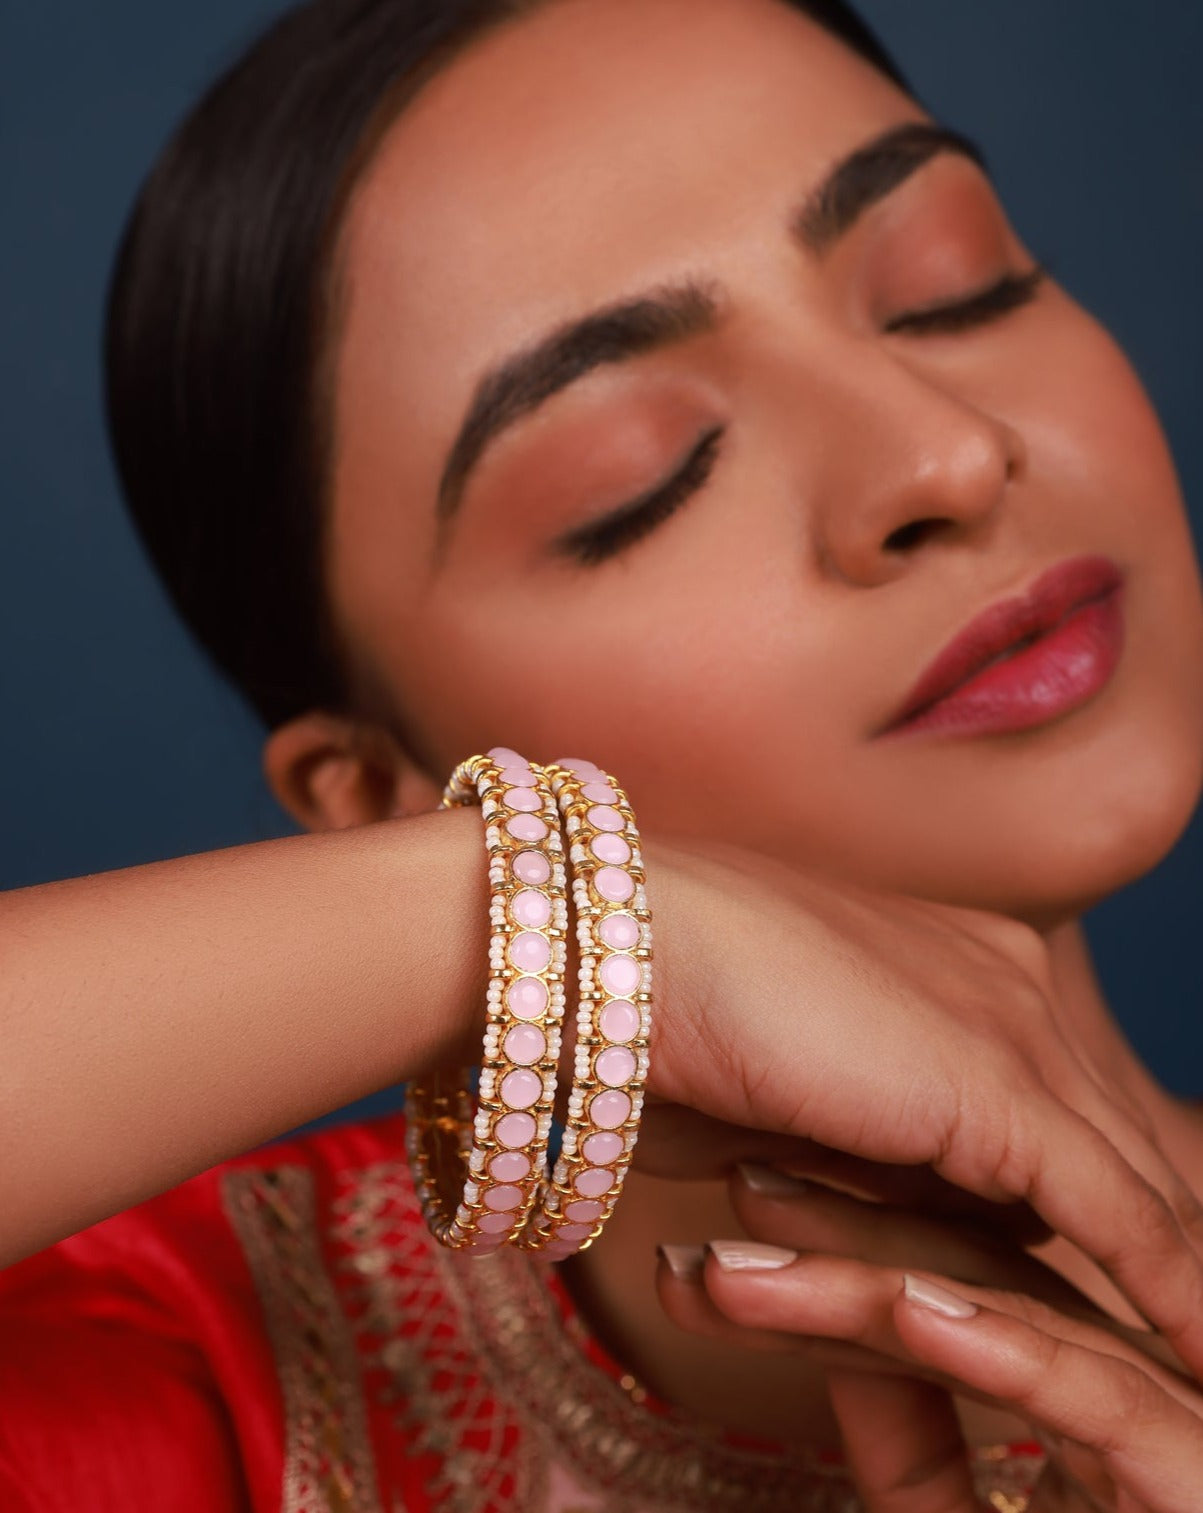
3, 3, 1201, 1127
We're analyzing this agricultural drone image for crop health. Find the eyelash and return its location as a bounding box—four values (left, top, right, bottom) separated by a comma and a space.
557, 263, 1048, 567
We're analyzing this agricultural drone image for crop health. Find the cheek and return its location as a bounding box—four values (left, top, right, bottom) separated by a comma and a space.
1021, 298, 1192, 555
411, 519, 861, 846
1038, 306, 1203, 728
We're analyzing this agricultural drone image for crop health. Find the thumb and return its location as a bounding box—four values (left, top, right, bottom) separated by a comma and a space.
826, 1366, 980, 1511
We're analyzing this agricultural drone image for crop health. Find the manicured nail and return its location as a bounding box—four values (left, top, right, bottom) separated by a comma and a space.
737, 1163, 811, 1198
903, 1274, 978, 1320
706, 1240, 797, 1272
657, 1244, 706, 1281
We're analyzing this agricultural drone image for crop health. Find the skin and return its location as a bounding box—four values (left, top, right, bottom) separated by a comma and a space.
258, 0, 1203, 1484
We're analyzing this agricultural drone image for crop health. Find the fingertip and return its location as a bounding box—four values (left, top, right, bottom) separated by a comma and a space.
657, 1243, 706, 1282
900, 1274, 980, 1321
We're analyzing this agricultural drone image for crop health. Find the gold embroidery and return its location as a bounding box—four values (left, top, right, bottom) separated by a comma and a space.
327, 1158, 547, 1512
222, 1147, 1042, 1511
221, 1166, 386, 1513
325, 1157, 1043, 1512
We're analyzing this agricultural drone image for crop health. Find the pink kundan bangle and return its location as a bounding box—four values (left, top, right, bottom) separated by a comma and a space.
406, 747, 567, 1252
519, 757, 652, 1260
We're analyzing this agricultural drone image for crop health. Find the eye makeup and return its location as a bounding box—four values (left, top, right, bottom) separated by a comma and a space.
552, 261, 1047, 569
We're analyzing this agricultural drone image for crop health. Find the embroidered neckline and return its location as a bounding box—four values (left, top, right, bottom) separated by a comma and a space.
224, 1150, 1043, 1512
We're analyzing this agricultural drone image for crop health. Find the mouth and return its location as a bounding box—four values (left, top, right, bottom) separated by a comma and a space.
878, 554, 1127, 740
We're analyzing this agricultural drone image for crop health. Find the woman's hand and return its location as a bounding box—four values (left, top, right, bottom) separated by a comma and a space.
653, 1166, 1203, 1510
639, 833, 1203, 1374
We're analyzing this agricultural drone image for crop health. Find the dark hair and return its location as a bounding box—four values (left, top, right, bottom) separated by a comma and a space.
104, 0, 911, 739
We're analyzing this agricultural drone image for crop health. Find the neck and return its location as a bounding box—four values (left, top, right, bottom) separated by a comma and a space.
558, 916, 1200, 1447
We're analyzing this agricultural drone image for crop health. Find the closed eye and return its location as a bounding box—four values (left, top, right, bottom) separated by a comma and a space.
883, 262, 1048, 335
553, 425, 725, 567
554, 263, 1048, 568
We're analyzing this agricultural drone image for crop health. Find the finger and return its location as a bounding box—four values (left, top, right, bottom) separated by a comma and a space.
1039, 1060, 1203, 1267
1026, 1456, 1113, 1513
656, 1245, 1084, 1417
896, 1274, 1203, 1512
936, 1090, 1203, 1378
825, 1367, 979, 1513
695, 1247, 1203, 1511
636, 1105, 1051, 1244
729, 1165, 1101, 1324
699, 1247, 1203, 1417
653, 1245, 933, 1381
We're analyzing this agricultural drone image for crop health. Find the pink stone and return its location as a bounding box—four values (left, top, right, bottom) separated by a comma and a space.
503, 1024, 546, 1066
590, 832, 631, 866
587, 804, 624, 833
488, 746, 528, 767
582, 1131, 623, 1165
581, 781, 617, 803
553, 757, 604, 779
598, 913, 639, 950
508, 931, 551, 973
506, 813, 548, 843
496, 764, 535, 787
564, 1199, 604, 1224
552, 1223, 593, 1243
504, 786, 542, 813
483, 1184, 523, 1212
511, 888, 552, 929
599, 953, 640, 998
512, 849, 551, 886
499, 1069, 542, 1110
477, 1211, 515, 1234
506, 976, 548, 1020
595, 1046, 637, 1087
599, 999, 640, 1043
574, 1167, 614, 1198
489, 1151, 531, 1182
495, 1112, 536, 1147
589, 1090, 631, 1130
594, 866, 634, 904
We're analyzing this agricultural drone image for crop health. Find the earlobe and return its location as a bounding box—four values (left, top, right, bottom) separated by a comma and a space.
261, 712, 442, 832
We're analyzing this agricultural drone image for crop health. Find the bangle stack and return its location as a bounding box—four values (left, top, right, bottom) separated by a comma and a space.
407, 746, 653, 1261
519, 758, 651, 1260
405, 748, 568, 1252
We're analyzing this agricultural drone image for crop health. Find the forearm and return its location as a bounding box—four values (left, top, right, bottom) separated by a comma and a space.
0, 807, 488, 1264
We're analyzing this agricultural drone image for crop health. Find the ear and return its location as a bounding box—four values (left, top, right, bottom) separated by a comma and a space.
262, 711, 445, 832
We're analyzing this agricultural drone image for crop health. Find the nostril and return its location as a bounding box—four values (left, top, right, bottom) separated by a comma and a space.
884, 517, 947, 552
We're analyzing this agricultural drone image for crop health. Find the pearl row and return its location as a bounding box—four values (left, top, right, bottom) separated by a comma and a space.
405, 748, 567, 1252
518, 757, 653, 1259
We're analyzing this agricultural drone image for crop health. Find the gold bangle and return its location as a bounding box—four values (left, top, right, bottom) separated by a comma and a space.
406, 748, 567, 1252
519, 757, 652, 1259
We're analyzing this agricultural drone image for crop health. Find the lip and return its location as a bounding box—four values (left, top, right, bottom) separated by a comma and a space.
878, 554, 1126, 739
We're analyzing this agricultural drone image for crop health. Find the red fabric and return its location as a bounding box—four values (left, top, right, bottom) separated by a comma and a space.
0, 1122, 315, 1511
0, 1113, 1043, 1510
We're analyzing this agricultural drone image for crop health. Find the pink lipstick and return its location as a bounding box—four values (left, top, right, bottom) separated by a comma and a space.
878, 554, 1126, 739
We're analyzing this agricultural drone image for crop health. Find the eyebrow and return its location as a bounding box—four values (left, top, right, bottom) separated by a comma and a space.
434, 119, 987, 552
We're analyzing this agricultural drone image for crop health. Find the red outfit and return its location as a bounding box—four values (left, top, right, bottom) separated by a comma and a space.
0, 1113, 1042, 1510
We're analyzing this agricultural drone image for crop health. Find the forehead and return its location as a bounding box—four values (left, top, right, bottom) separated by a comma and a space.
330, 0, 911, 558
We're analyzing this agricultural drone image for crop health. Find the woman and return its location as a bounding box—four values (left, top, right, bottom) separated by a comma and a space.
3, 0, 1203, 1506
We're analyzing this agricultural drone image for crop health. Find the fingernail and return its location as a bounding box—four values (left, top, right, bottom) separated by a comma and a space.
737, 1163, 811, 1198
706, 1240, 797, 1272
657, 1244, 706, 1281
903, 1273, 978, 1320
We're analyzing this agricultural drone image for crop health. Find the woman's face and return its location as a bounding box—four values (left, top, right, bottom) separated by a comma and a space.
322, 0, 1203, 925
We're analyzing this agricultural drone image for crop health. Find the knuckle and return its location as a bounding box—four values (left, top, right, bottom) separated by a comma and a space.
1093, 1359, 1164, 1454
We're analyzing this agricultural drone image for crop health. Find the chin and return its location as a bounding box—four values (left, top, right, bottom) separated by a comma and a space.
986, 719, 1203, 932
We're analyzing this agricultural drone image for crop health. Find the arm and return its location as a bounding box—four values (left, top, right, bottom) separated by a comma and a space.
0, 807, 488, 1265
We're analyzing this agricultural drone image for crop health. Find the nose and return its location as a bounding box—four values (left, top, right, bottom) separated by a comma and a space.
806, 345, 1025, 587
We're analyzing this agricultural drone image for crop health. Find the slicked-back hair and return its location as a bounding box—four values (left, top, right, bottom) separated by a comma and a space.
104, 0, 911, 737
